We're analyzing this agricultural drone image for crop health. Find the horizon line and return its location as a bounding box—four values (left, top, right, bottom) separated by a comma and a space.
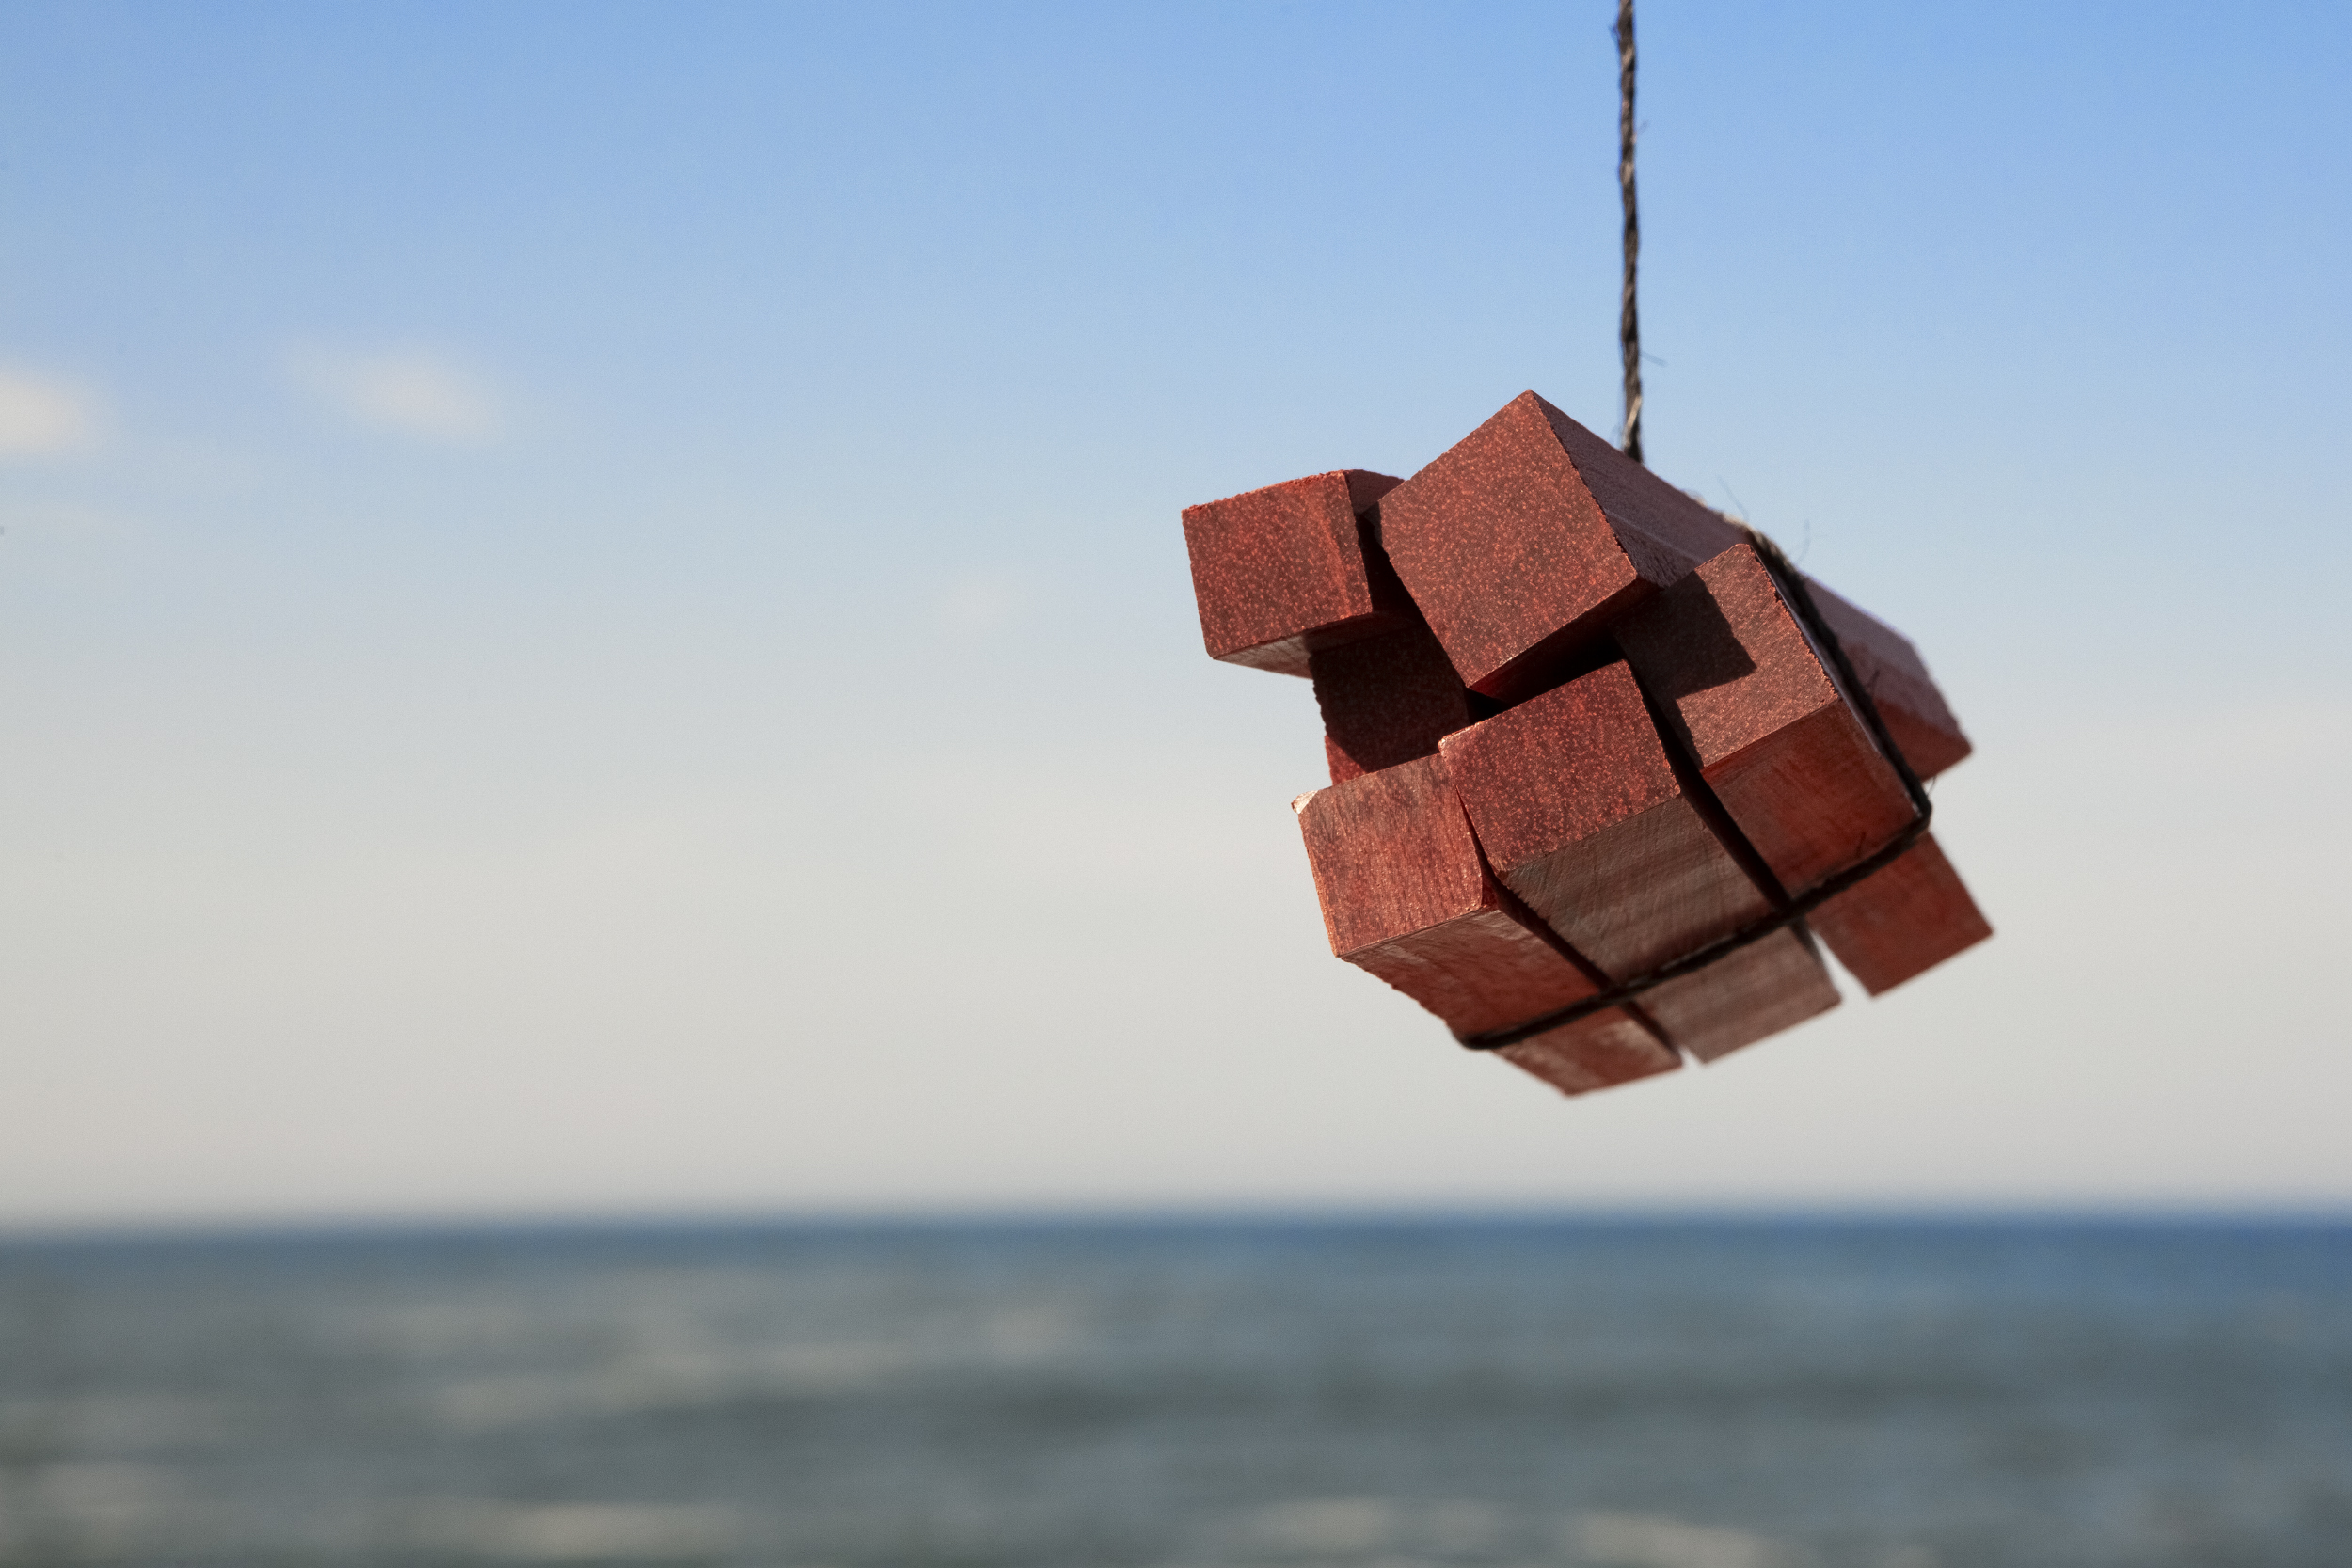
8, 1199, 2352, 1248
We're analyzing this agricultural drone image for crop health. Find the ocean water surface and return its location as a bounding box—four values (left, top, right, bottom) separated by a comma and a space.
0, 1218, 2346, 1567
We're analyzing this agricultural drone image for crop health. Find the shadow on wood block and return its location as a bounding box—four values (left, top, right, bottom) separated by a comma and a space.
1617, 542, 1989, 992
1439, 660, 1774, 975
1620, 542, 1918, 896
1311, 621, 1477, 784
1642, 926, 1842, 1062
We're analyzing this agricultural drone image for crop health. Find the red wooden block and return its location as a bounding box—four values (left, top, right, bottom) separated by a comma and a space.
1803, 578, 1973, 781
1808, 832, 1993, 996
1616, 543, 1990, 995
1496, 1026, 1689, 1100
1438, 660, 1772, 973
1181, 469, 1412, 677
1640, 927, 1842, 1063
1438, 659, 1839, 1060
1294, 754, 1678, 1096
1618, 543, 1916, 896
1375, 392, 1744, 700
1310, 621, 1477, 784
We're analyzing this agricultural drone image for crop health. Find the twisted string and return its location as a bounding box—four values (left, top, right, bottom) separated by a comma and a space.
1464, 10, 1933, 1053
1614, 0, 1643, 465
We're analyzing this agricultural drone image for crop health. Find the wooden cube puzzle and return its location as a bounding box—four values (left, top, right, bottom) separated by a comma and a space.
1181, 392, 1992, 1098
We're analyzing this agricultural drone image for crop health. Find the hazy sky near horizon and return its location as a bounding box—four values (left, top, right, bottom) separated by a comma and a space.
2, 2, 2347, 1227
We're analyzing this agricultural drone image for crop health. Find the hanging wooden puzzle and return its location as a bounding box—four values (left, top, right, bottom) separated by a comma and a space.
1179, 391, 1990, 1099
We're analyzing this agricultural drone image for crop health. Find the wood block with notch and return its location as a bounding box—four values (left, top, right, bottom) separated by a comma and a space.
1181, 469, 1412, 677
1438, 659, 1839, 1059
1294, 754, 1677, 1096
1375, 392, 1744, 700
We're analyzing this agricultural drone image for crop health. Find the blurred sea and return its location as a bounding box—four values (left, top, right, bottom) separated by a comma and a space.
2, 1218, 2347, 1567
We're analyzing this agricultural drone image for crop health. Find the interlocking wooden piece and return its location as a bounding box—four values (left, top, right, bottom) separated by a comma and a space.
1294, 754, 1678, 1095
1310, 621, 1477, 784
1618, 543, 1916, 895
1181, 469, 1412, 677
1438, 659, 1838, 1060
1638, 927, 1846, 1063
1618, 543, 1989, 991
1177, 392, 1985, 1097
1375, 392, 1745, 700
1803, 579, 1973, 781
1807, 832, 1992, 996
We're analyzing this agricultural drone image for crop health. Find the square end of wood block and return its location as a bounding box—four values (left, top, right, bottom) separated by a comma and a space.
1295, 754, 1492, 958
1376, 394, 1644, 694
1620, 543, 1845, 768
1438, 660, 1683, 878
1182, 468, 1411, 675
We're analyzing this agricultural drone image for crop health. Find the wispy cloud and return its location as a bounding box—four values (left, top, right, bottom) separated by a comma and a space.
289, 345, 504, 444
0, 366, 101, 458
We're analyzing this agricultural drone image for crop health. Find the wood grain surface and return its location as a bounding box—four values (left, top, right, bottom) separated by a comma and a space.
1294, 754, 1677, 1095
1616, 542, 1989, 993
1438, 661, 1772, 976
1801, 576, 1973, 780
1807, 832, 1993, 996
1619, 542, 1917, 896
1438, 658, 1843, 1059
1638, 926, 1842, 1062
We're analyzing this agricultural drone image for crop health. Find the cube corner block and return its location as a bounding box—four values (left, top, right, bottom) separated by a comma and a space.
1375, 392, 1746, 701
1802, 578, 1974, 781
1808, 832, 1993, 996
1181, 468, 1412, 677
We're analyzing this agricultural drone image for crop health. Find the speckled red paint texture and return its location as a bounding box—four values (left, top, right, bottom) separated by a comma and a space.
1180, 469, 1410, 677
1375, 392, 1745, 700
1440, 661, 1773, 975
1621, 543, 1918, 895
1310, 622, 1475, 784
1438, 660, 1841, 1060
1809, 833, 1992, 997
1802, 579, 1973, 781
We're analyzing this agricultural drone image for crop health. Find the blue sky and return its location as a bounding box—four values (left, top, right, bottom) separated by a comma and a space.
2, 2, 2347, 1226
